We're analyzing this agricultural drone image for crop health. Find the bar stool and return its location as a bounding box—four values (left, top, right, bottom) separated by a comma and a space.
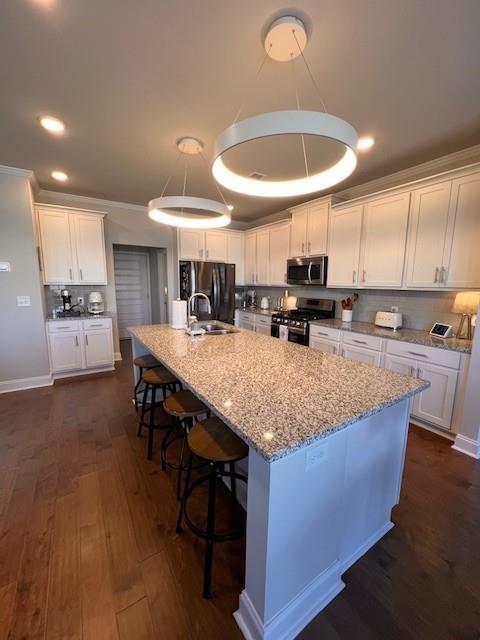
133, 354, 164, 410
162, 390, 210, 500
137, 367, 181, 460
176, 416, 248, 599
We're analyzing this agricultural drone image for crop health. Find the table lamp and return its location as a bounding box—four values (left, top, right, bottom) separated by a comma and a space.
452, 291, 480, 340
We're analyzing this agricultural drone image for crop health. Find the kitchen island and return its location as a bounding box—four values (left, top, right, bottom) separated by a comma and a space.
129, 324, 428, 640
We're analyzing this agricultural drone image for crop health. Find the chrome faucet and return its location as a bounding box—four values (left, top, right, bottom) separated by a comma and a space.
187, 292, 212, 329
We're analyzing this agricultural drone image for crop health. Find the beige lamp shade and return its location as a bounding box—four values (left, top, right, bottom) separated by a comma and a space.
452, 292, 480, 315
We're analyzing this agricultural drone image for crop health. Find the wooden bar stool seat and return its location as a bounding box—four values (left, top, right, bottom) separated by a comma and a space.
137, 368, 181, 460
133, 354, 164, 410
176, 416, 248, 599
162, 390, 210, 500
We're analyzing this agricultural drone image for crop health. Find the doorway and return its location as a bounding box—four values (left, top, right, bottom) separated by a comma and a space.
113, 245, 168, 339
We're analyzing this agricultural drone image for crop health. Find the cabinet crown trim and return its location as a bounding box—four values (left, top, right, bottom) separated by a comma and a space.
35, 203, 106, 217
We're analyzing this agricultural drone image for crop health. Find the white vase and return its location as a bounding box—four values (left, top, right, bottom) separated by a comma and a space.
342, 309, 353, 322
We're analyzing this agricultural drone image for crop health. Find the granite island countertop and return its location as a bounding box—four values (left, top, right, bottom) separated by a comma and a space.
309, 319, 472, 353
129, 323, 428, 461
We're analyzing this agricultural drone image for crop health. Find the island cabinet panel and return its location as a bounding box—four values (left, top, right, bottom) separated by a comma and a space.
36, 205, 107, 285
327, 205, 363, 287
443, 171, 480, 288
405, 181, 452, 288
359, 192, 410, 288
37, 208, 75, 284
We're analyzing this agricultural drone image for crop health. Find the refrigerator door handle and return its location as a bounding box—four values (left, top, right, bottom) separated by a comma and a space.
212, 265, 220, 319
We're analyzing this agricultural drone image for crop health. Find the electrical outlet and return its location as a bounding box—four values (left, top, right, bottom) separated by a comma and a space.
77, 296, 84, 305
305, 444, 328, 471
17, 295, 31, 307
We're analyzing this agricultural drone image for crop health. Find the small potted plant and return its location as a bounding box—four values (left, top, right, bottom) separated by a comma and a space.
341, 293, 358, 322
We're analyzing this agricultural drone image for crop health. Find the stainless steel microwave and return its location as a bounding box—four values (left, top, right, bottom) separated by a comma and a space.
286, 256, 328, 286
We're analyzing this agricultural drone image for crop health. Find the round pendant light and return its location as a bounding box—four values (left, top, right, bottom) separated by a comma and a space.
148, 137, 232, 229
212, 16, 360, 198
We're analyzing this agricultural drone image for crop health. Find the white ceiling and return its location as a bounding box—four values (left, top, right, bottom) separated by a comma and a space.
1, 0, 479, 221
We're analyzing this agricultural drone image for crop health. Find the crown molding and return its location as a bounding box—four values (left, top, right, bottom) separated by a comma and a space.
0, 164, 35, 180
37, 188, 148, 213
337, 144, 480, 201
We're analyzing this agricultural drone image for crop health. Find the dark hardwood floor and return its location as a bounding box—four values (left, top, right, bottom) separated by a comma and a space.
0, 340, 479, 640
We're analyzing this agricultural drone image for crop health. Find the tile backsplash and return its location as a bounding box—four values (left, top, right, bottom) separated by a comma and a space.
237, 286, 462, 332
45, 285, 107, 316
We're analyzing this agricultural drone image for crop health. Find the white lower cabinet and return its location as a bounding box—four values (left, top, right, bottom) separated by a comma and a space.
47, 318, 114, 376
342, 343, 383, 367
84, 330, 114, 368
254, 315, 272, 336
309, 336, 338, 355
49, 332, 83, 373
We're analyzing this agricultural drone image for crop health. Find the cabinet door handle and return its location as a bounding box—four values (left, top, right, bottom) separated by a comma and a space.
352, 270, 357, 283
301, 242, 305, 254
75, 336, 79, 347
69, 268, 73, 281
362, 270, 367, 283
353, 339, 368, 345
79, 268, 83, 280
308, 241, 311, 254
333, 346, 337, 354
408, 350, 428, 358
85, 335, 89, 346
434, 267, 439, 283
206, 249, 209, 258
440, 266, 447, 284
199, 249, 203, 258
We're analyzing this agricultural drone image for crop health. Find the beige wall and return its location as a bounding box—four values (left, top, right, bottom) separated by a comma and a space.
0, 169, 50, 386
37, 190, 179, 355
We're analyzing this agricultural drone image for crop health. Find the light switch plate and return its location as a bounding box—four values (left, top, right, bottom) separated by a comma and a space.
17, 295, 31, 307
0, 261, 11, 272
305, 443, 328, 471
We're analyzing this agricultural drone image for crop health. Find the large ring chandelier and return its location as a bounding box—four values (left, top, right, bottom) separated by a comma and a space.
212, 16, 359, 198
148, 137, 232, 229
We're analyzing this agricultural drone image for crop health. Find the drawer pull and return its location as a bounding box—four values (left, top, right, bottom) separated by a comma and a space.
75, 336, 79, 347
85, 335, 89, 346
55, 326, 71, 330
353, 339, 368, 345
316, 331, 330, 337
89, 323, 103, 327
408, 350, 428, 358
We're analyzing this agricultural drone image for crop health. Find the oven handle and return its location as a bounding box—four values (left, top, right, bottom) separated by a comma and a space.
308, 262, 312, 283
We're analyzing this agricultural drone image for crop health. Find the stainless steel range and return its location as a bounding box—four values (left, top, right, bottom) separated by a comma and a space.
271, 298, 336, 346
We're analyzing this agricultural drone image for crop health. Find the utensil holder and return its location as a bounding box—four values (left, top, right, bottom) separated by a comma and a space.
342, 309, 353, 322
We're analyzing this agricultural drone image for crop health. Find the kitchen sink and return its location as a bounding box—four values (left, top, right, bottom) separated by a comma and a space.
199, 322, 238, 335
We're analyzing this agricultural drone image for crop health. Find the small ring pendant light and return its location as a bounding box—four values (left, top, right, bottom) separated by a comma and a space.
212, 16, 359, 198
148, 137, 232, 229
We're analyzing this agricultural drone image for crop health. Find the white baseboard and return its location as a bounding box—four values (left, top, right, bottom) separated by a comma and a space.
234, 563, 344, 640
451, 434, 480, 459
341, 521, 394, 573
409, 418, 455, 441
114, 351, 122, 361
53, 365, 115, 380
0, 374, 53, 394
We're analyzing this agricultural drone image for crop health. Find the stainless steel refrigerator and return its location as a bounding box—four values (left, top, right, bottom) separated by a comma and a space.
179, 261, 236, 324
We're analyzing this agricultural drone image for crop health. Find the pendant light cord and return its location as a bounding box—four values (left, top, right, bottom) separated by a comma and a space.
292, 29, 328, 113
160, 150, 182, 197
232, 44, 272, 124
200, 151, 229, 207
291, 56, 310, 178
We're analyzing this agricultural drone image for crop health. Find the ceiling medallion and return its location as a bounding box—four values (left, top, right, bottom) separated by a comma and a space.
212, 16, 359, 198
148, 137, 231, 229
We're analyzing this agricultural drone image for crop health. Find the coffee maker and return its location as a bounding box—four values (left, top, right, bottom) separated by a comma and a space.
61, 289, 72, 312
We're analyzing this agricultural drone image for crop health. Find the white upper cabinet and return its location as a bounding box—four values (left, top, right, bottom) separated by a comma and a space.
256, 229, 270, 285
37, 205, 107, 285
226, 232, 245, 285
204, 230, 227, 262
360, 192, 410, 288
37, 207, 75, 284
327, 205, 363, 287
290, 209, 308, 257
179, 229, 205, 260
443, 171, 480, 288
269, 223, 290, 286
405, 181, 452, 288
245, 233, 256, 285
289, 201, 329, 258
73, 214, 107, 284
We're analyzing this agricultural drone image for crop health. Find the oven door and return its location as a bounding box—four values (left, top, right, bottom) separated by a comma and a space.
287, 257, 327, 286
287, 326, 308, 346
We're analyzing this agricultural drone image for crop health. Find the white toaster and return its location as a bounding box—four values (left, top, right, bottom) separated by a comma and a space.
375, 311, 403, 330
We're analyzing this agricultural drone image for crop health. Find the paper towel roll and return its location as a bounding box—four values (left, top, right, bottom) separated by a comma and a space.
171, 299, 187, 329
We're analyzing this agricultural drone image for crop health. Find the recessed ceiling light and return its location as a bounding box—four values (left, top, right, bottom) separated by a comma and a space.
227, 204, 234, 211
51, 170, 68, 181
38, 115, 65, 134
357, 136, 375, 151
